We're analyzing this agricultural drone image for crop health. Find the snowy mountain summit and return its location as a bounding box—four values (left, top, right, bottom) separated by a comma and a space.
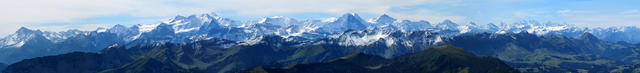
1, 12, 640, 64
3, 12, 640, 48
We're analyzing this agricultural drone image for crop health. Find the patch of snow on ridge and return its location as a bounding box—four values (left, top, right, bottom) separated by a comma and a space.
385, 37, 395, 47
12, 41, 24, 48
129, 32, 144, 41
138, 24, 160, 32
96, 28, 107, 33
280, 24, 320, 38
367, 19, 377, 24
402, 41, 413, 47
258, 18, 267, 24
107, 44, 120, 49
175, 27, 199, 33
545, 26, 567, 31
433, 36, 443, 45
338, 31, 391, 46
238, 36, 263, 46
3, 35, 17, 45
457, 26, 471, 33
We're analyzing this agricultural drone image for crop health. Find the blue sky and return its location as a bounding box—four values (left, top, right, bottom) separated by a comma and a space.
0, 0, 639, 36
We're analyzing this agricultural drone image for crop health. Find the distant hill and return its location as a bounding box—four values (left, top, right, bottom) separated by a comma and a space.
242, 45, 519, 73
446, 32, 640, 73
3, 52, 109, 73
610, 63, 640, 73
99, 58, 200, 73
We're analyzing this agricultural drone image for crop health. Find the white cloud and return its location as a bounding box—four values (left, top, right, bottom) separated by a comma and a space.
556, 9, 594, 16
193, 0, 458, 16
556, 10, 572, 15
0, 0, 194, 36
514, 11, 539, 18
557, 9, 640, 27
621, 9, 640, 14
565, 14, 640, 27
0, 0, 455, 24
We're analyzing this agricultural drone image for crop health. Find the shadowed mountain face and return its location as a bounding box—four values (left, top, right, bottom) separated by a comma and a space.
446, 32, 640, 73
0, 63, 6, 71
610, 63, 640, 73
2, 37, 353, 73
1, 35, 515, 73
99, 58, 200, 73
1, 52, 131, 73
242, 45, 518, 73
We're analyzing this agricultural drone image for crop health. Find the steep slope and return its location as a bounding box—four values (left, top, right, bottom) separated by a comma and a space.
2, 37, 351, 73
99, 58, 199, 73
0, 26, 124, 64
610, 63, 640, 73
0, 27, 84, 48
316, 13, 368, 33
446, 32, 640, 73
243, 45, 518, 73
3, 33, 444, 73
373, 14, 396, 25
435, 19, 459, 30
0, 27, 56, 64
4, 52, 108, 73
0, 63, 7, 72
2, 46, 134, 73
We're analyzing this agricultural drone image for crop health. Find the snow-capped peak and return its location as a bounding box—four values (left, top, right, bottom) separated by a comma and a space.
435, 19, 459, 30
374, 14, 396, 24
0, 27, 44, 48
111, 24, 127, 29
467, 21, 477, 26
440, 19, 456, 25
15, 27, 41, 34
137, 24, 160, 32
166, 12, 218, 25
335, 29, 393, 46
336, 13, 365, 23
3, 12, 640, 50
487, 23, 498, 28
162, 13, 221, 34
317, 13, 368, 33
103, 24, 139, 37
258, 16, 297, 27
96, 27, 107, 33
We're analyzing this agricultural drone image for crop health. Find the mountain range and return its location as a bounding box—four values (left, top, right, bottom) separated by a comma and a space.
1, 12, 640, 73
2, 31, 639, 73
242, 45, 518, 73
446, 32, 640, 73
2, 37, 516, 73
